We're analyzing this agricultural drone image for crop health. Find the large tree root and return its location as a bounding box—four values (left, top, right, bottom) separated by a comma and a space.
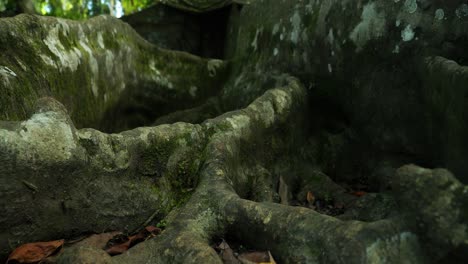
0, 14, 227, 130
3, 76, 460, 263
2, 1, 468, 263
112, 77, 467, 263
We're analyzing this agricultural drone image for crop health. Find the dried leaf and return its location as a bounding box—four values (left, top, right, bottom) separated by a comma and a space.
7, 240, 64, 263
144, 226, 161, 237
105, 234, 131, 255
351, 191, 366, 197
267, 251, 277, 264
238, 251, 274, 264
217, 241, 240, 264
105, 240, 131, 256
217, 240, 231, 250
306, 191, 315, 204
105, 227, 161, 256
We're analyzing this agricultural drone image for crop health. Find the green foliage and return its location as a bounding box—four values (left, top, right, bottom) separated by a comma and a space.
0, 0, 156, 19
121, 0, 154, 15
0, 0, 18, 14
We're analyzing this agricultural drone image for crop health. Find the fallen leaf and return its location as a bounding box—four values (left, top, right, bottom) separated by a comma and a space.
217, 240, 240, 264
144, 226, 161, 237
306, 191, 315, 204
351, 191, 366, 197
238, 251, 276, 264
7, 239, 64, 263
267, 251, 277, 264
104, 227, 161, 255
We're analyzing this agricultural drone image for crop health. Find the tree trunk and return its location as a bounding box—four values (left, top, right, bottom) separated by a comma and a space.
1, 0, 467, 263
17, 0, 36, 14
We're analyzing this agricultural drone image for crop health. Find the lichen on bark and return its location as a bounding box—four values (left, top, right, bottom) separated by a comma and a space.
1, 0, 468, 263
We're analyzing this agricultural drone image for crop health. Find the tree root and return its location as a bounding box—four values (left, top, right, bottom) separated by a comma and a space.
1, 72, 467, 263
0, 14, 228, 130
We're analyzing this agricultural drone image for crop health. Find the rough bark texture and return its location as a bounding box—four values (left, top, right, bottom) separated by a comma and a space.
1, 0, 468, 263
0, 14, 227, 131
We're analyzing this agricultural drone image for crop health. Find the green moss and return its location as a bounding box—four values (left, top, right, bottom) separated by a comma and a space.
138, 138, 177, 176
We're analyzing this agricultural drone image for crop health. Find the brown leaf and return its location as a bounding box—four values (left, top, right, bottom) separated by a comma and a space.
217, 241, 240, 264
144, 226, 161, 236
105, 240, 131, 256
351, 191, 366, 197
238, 251, 276, 264
267, 251, 277, 264
306, 191, 315, 204
7, 240, 64, 263
105, 234, 131, 256
104, 227, 161, 256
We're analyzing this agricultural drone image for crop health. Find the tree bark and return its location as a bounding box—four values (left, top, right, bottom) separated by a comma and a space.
1, 0, 467, 263
17, 0, 36, 14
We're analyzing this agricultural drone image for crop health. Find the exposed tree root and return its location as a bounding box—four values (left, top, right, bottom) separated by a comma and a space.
0, 14, 227, 130
1, 1, 468, 263
6, 76, 457, 263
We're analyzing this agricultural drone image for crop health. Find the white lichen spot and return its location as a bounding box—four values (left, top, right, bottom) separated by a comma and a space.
349, 2, 387, 51
119, 82, 126, 92
189, 86, 198, 97
91, 82, 99, 97
392, 44, 400, 54
97, 32, 105, 49
207, 59, 224, 77
327, 28, 335, 45
40, 55, 56, 68
273, 48, 279, 56
272, 23, 280, 35
0, 66, 16, 77
366, 232, 421, 263
0, 66, 17, 85
401, 24, 415, 41
44, 24, 82, 72
263, 212, 273, 224
105, 50, 114, 76
395, 20, 401, 27
226, 115, 250, 130
16, 60, 27, 71
57, 19, 70, 35
403, 0, 418, 14
0, 112, 77, 163
290, 11, 302, 44
456, 4, 468, 18
251, 27, 263, 51
270, 89, 290, 114
305, 1, 314, 13
148, 60, 173, 89
435, 9, 445, 21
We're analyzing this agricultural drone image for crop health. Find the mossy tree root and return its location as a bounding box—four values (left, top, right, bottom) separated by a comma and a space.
111, 76, 466, 263
1, 75, 466, 262
0, 14, 228, 131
